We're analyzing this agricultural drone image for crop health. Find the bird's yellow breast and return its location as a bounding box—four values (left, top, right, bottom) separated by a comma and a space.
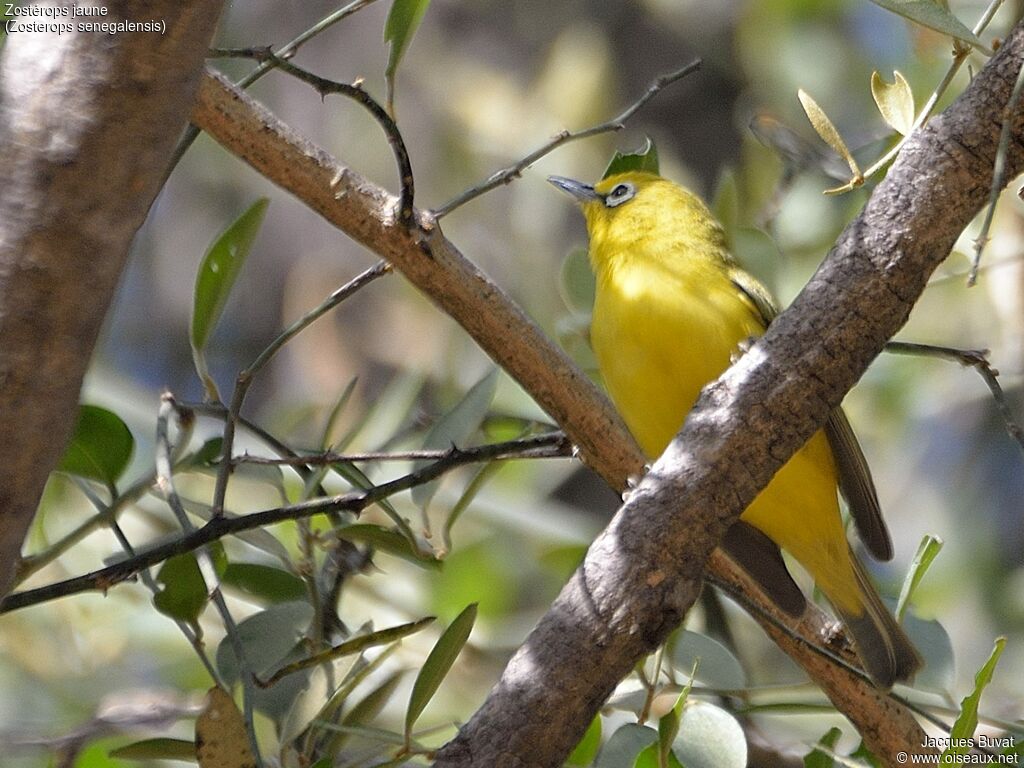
591, 256, 763, 457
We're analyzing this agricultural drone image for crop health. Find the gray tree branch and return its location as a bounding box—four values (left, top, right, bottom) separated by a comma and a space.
0, 2, 227, 600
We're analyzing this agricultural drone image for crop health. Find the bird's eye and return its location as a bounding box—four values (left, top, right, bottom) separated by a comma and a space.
604, 182, 636, 208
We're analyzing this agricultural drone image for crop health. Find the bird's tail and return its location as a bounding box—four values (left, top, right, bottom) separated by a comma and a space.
834, 550, 922, 689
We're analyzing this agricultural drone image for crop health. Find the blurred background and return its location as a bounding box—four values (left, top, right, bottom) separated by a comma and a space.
2, 0, 1023, 765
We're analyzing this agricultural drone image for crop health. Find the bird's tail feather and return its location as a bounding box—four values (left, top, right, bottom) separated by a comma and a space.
835, 551, 922, 689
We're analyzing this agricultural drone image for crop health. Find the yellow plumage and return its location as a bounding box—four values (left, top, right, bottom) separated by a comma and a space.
550, 170, 920, 687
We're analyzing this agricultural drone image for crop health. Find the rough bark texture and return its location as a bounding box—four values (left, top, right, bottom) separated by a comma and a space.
0, 0, 226, 599
434, 21, 1024, 768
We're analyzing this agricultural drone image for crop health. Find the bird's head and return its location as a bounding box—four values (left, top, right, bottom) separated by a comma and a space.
548, 171, 725, 261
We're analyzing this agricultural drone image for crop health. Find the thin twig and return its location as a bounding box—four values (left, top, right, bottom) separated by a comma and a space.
970, 55, 1024, 284
234, 431, 570, 466
210, 261, 390, 518
234, 0, 381, 90
884, 341, 1024, 455
210, 48, 416, 224
165, 0, 382, 182
250, 260, 391, 377
156, 395, 264, 768
431, 59, 703, 219
1, 434, 573, 614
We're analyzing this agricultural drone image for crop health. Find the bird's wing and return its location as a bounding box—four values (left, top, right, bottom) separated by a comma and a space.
721, 521, 806, 616
730, 267, 893, 561
729, 269, 778, 331
824, 409, 893, 560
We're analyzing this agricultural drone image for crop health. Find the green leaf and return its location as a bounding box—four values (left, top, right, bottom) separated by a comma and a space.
152, 544, 227, 623
411, 369, 499, 509
336, 523, 440, 569
384, 0, 431, 108
58, 405, 134, 486
108, 738, 196, 762
221, 562, 306, 604
596, 725, 658, 768
797, 89, 861, 182
558, 246, 596, 316
804, 727, 842, 768
871, 70, 915, 136
404, 602, 477, 739
342, 670, 405, 729
867, 0, 984, 48
190, 197, 269, 400
603, 136, 660, 179
944, 637, 1006, 760
567, 716, 602, 766
896, 534, 943, 620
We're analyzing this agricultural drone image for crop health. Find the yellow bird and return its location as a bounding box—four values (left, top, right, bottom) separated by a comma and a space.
550, 170, 921, 688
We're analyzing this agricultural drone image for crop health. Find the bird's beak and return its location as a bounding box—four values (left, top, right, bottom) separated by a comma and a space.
547, 175, 600, 203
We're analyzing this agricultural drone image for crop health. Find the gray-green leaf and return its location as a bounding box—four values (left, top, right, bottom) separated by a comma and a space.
867, 0, 984, 48
191, 198, 269, 400
404, 602, 477, 739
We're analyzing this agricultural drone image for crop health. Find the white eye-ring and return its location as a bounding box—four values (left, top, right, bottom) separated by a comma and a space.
604, 182, 636, 208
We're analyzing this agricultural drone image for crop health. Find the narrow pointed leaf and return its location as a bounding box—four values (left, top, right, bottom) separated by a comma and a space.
405, 602, 477, 738
896, 534, 943, 620
191, 198, 269, 398
798, 90, 861, 179
342, 670, 405, 728
871, 71, 915, 136
867, 0, 983, 48
944, 637, 1006, 760
384, 0, 431, 108
57, 405, 134, 486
